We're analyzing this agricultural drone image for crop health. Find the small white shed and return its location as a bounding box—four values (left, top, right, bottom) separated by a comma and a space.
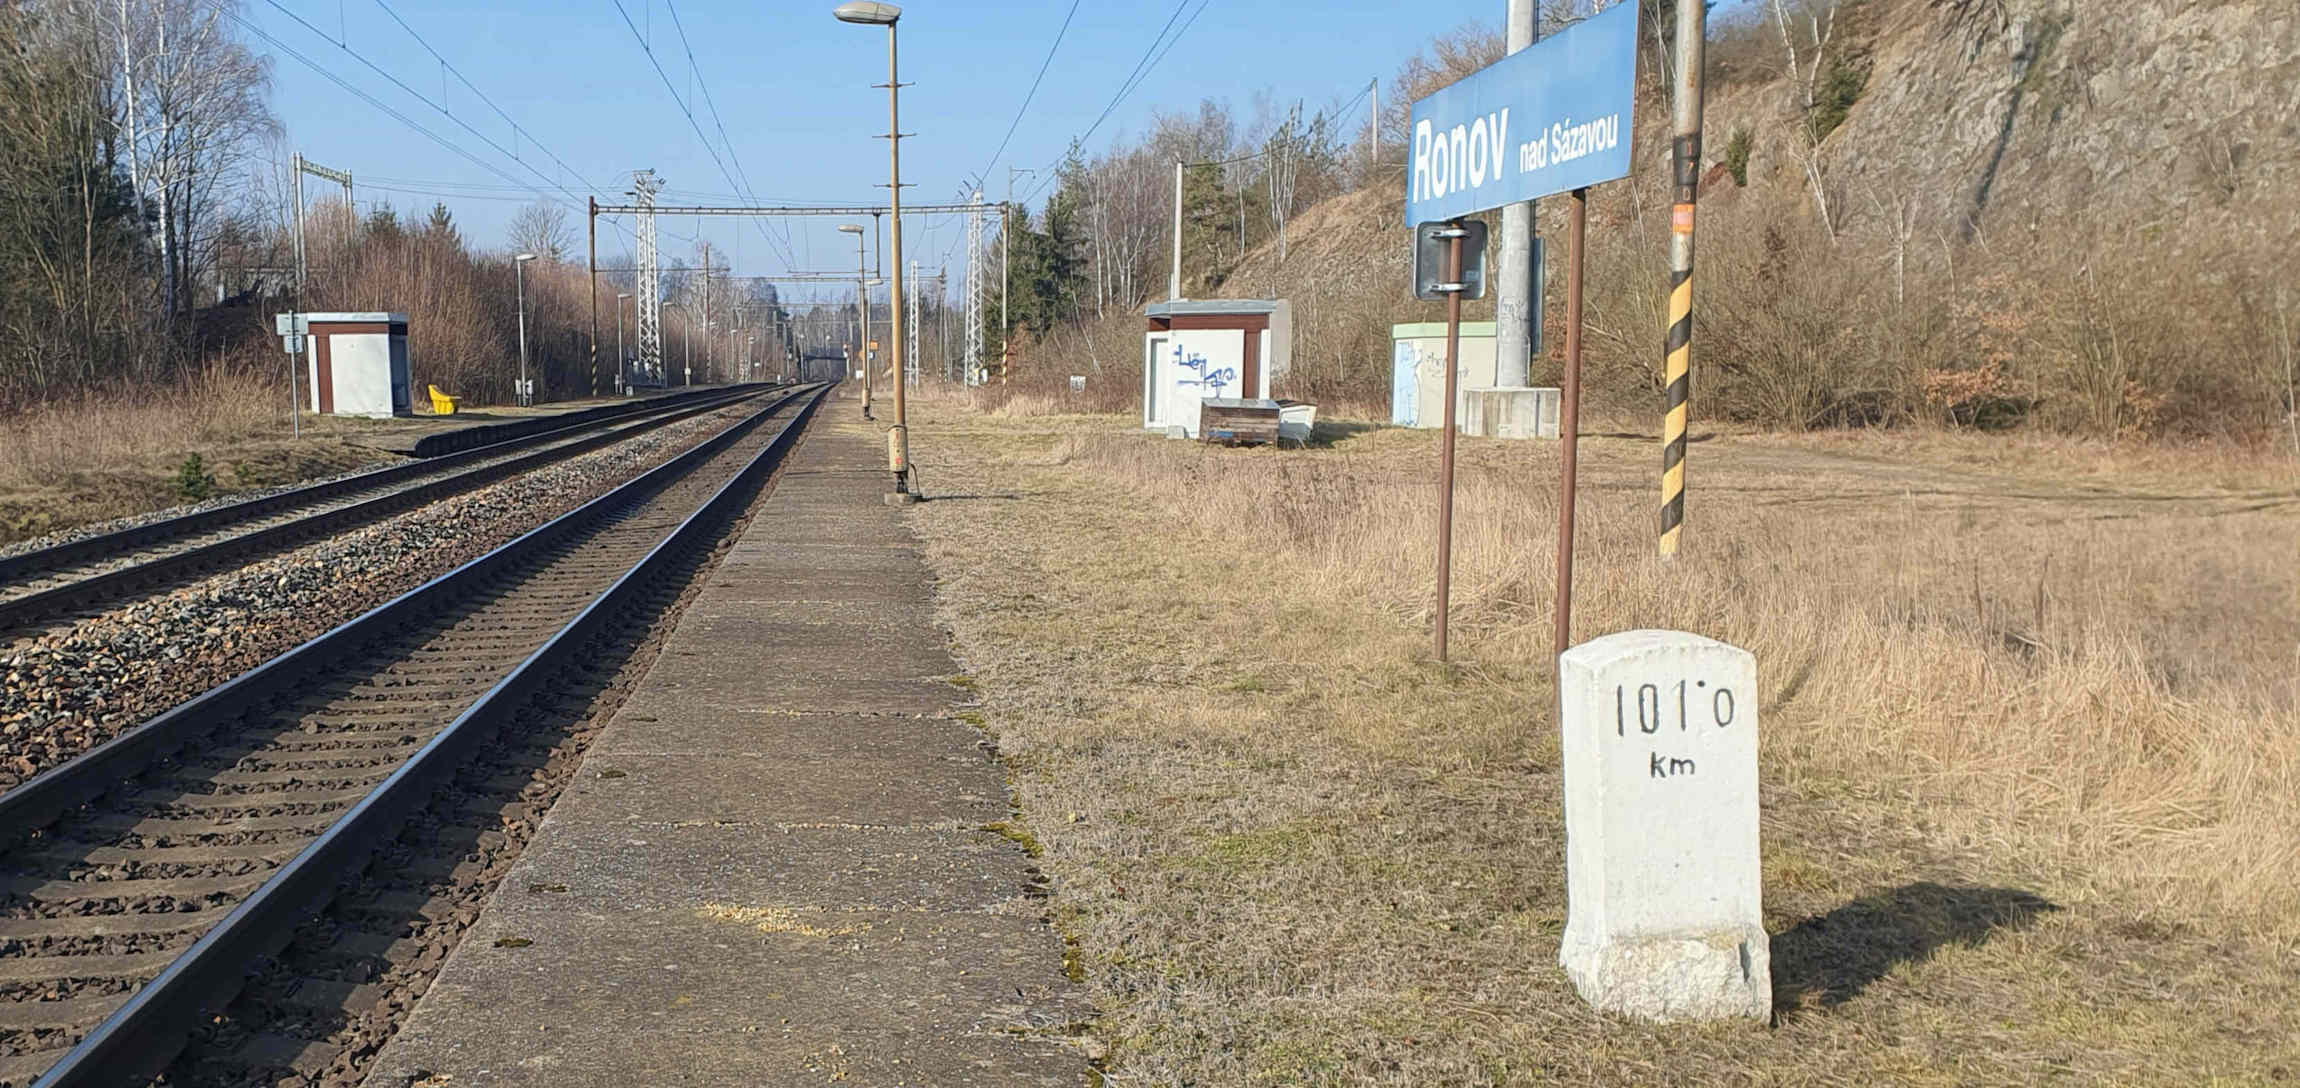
1391, 321, 1562, 437
1142, 299, 1292, 437
304, 312, 412, 418
1390, 321, 1499, 428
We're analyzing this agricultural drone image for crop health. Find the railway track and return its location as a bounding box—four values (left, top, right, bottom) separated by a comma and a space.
0, 384, 770, 636
0, 383, 826, 1086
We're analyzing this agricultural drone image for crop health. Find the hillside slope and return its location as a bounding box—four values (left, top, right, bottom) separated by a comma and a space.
1201, 0, 2298, 434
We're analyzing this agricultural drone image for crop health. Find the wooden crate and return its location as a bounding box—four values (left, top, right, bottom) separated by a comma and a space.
1197, 398, 1281, 445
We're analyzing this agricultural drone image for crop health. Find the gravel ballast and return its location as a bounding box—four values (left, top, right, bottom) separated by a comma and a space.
0, 399, 766, 794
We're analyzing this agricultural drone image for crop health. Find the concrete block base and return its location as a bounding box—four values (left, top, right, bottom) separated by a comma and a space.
1560, 924, 1771, 1022
1461, 386, 1561, 439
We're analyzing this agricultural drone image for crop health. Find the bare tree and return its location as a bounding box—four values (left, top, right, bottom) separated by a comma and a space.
103, 0, 274, 315
1769, 0, 1841, 240
508, 201, 573, 262
1383, 22, 1505, 152
1865, 185, 1917, 306
1265, 101, 1302, 263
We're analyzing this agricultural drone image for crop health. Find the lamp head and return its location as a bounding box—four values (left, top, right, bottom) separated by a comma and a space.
515, 253, 537, 263
832, 1, 899, 24
837, 224, 864, 234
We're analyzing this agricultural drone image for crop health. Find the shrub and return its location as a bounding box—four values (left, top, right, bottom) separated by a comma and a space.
1806, 55, 1868, 145
1722, 126, 1753, 187
176, 453, 216, 501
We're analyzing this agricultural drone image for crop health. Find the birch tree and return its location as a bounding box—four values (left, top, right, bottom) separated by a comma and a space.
1769, 0, 1840, 240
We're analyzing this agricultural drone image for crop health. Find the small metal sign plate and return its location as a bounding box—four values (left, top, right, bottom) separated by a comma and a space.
1413, 220, 1490, 301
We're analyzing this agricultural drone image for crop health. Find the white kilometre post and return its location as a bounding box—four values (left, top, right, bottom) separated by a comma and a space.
1558, 629, 1768, 1021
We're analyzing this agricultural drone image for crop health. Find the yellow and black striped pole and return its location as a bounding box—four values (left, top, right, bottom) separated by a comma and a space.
1660, 0, 1706, 558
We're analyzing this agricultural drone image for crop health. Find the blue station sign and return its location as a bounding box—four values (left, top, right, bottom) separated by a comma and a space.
1404, 2, 1639, 226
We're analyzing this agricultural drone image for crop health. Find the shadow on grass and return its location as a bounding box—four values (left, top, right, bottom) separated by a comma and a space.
1772, 882, 2058, 1013
1586, 430, 1724, 443
1306, 419, 1385, 446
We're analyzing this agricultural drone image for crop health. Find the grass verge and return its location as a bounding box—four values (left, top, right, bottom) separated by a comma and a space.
907, 402, 2299, 1084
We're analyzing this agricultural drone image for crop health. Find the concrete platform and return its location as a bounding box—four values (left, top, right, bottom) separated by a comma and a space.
362, 400, 1089, 1087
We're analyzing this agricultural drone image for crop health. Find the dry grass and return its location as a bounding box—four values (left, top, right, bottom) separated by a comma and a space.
0, 358, 391, 545
907, 403, 2300, 1084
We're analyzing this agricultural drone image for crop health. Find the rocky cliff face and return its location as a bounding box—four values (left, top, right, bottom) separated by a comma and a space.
1728, 0, 2299, 253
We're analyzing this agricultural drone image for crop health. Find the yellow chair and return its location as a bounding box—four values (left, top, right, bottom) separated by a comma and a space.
427, 384, 461, 415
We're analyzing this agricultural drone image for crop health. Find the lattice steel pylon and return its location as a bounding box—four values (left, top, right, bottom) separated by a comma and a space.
906, 260, 920, 387
633, 170, 664, 382
963, 189, 984, 387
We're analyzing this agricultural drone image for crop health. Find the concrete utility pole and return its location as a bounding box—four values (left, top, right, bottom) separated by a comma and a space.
588, 197, 600, 394
1168, 160, 1184, 300
840, 222, 871, 417
292, 153, 305, 289
1495, 0, 1540, 388
514, 253, 538, 405
833, 0, 912, 497
290, 153, 352, 292
615, 292, 631, 394
1369, 78, 1379, 169
1660, 0, 1708, 558
1002, 167, 1030, 377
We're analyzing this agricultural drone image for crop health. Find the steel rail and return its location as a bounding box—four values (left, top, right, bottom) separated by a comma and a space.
0, 383, 761, 589
11, 383, 825, 1087
404, 382, 768, 457
0, 384, 776, 633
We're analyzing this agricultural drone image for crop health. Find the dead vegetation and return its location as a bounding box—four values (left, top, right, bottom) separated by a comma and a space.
909, 401, 2300, 1084
971, 0, 2300, 453
0, 352, 394, 545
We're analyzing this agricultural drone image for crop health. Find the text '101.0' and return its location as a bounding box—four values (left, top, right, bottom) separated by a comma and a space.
1615, 681, 1735, 737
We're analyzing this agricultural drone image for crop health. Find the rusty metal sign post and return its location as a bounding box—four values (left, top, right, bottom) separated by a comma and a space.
1414, 221, 1489, 662
1553, 188, 1588, 662
1404, 2, 1638, 664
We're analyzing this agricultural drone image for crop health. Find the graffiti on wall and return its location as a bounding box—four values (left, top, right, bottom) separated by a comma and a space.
1172, 343, 1237, 397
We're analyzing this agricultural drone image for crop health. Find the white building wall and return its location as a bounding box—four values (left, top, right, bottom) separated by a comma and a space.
1390, 332, 1500, 428
332, 333, 396, 417
1142, 328, 1249, 436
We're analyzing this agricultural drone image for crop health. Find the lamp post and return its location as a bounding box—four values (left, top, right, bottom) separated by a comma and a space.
514, 253, 537, 406
838, 223, 872, 419
834, 0, 913, 499
615, 291, 632, 395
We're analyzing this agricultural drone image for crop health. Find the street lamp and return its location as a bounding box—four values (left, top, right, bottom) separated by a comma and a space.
833, 0, 913, 499
838, 223, 871, 419
614, 292, 633, 395
514, 253, 538, 406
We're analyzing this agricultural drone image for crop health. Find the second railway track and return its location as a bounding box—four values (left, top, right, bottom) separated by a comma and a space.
0, 383, 826, 1086
0, 384, 772, 636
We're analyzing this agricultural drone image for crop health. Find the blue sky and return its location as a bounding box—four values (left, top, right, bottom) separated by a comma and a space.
248, 0, 1498, 304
